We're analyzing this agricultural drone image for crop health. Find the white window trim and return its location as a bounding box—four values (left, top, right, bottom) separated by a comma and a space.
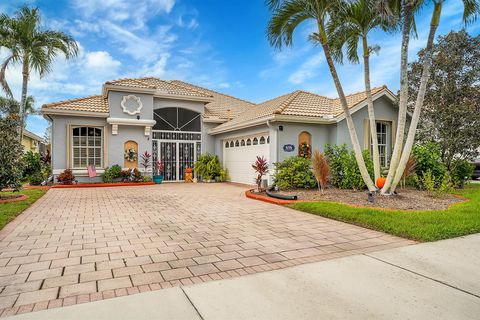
372, 121, 391, 167
70, 126, 105, 169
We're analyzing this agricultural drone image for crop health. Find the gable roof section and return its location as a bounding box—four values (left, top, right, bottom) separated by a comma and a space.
23, 129, 43, 142
42, 95, 109, 115
211, 86, 391, 133
171, 80, 256, 121
104, 77, 213, 99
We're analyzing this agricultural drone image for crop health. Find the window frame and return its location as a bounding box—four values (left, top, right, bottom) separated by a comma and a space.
70, 126, 104, 169
372, 121, 391, 167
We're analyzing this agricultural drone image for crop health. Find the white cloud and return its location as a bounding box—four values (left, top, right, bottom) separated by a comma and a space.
84, 51, 121, 73
288, 53, 323, 84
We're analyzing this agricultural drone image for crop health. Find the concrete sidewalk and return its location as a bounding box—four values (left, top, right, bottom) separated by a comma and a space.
7, 234, 480, 320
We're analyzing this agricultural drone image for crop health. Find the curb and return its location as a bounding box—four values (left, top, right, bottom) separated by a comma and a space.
52, 182, 155, 188
245, 189, 296, 205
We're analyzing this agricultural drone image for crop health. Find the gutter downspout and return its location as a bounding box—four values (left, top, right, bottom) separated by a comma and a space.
266, 120, 277, 186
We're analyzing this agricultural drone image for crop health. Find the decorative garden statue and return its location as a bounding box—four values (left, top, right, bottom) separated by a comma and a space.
185, 167, 193, 183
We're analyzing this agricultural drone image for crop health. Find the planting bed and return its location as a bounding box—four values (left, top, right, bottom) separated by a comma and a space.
269, 188, 464, 211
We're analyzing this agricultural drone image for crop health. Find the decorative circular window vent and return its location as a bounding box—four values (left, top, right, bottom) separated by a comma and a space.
121, 95, 143, 116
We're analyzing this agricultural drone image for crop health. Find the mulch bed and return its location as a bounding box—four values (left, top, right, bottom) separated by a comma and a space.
267, 188, 464, 211
0, 194, 29, 203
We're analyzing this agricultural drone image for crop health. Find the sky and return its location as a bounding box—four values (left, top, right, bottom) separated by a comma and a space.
0, 0, 478, 137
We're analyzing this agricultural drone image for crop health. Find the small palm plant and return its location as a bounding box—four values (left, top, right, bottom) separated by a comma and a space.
312, 150, 330, 194
252, 156, 268, 192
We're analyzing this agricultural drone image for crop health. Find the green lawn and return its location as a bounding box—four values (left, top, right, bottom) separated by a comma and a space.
289, 185, 480, 242
0, 188, 48, 231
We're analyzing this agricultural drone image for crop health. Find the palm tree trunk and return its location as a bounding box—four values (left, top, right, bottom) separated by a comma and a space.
381, 0, 414, 194
18, 58, 29, 143
318, 25, 376, 192
389, 1, 442, 193
363, 37, 381, 182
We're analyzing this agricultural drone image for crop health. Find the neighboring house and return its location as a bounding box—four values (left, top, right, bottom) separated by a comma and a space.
41, 77, 400, 185
22, 129, 46, 154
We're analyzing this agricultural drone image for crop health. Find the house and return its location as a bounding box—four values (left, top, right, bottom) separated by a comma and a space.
22, 129, 46, 154
41, 77, 399, 185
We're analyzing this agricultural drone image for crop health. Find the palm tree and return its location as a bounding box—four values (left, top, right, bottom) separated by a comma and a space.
327, 0, 397, 182
0, 95, 36, 118
0, 6, 78, 141
385, 0, 480, 193
266, 0, 377, 192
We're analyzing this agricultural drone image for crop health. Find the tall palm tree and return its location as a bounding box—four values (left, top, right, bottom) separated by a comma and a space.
327, 0, 397, 182
378, 0, 415, 194
266, 0, 377, 192
0, 6, 78, 141
385, 0, 480, 193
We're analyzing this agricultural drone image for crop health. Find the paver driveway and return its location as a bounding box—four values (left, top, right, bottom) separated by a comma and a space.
0, 183, 413, 316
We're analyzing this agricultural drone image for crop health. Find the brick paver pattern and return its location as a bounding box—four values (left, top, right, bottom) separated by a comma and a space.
0, 183, 414, 316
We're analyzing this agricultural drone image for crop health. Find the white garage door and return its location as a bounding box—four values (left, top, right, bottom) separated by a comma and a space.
223, 134, 270, 185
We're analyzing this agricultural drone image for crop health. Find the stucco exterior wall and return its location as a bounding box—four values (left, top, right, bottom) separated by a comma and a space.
108, 126, 151, 168
273, 122, 335, 162
108, 91, 154, 121
335, 96, 398, 150
153, 98, 204, 114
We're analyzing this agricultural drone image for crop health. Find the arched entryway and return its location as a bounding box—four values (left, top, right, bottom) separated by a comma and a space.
152, 107, 202, 181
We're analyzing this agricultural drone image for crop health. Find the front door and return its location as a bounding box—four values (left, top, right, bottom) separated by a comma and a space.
152, 131, 201, 182
157, 141, 196, 181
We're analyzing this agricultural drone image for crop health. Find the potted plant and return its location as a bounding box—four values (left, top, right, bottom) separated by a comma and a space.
194, 153, 223, 182
153, 160, 164, 184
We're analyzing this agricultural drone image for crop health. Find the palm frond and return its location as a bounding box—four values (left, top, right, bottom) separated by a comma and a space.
0, 55, 14, 98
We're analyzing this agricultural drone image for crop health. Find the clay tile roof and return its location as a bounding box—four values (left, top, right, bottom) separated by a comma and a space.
171, 80, 256, 120
213, 87, 389, 131
137, 78, 212, 98
42, 95, 108, 113
104, 78, 156, 89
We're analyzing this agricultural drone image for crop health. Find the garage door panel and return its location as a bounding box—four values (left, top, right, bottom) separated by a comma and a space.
223, 138, 269, 185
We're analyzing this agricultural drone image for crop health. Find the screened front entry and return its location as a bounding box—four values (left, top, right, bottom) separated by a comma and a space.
152, 108, 201, 181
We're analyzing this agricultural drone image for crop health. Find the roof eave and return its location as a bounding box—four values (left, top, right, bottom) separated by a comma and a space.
334, 90, 398, 122
209, 115, 274, 135
41, 108, 109, 118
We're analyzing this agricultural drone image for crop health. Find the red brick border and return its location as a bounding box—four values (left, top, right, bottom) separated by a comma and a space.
52, 182, 155, 189
0, 194, 29, 203
245, 189, 296, 205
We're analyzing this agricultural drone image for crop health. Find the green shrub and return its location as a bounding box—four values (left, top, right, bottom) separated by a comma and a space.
274, 156, 316, 189
194, 153, 223, 180
22, 151, 42, 179
324, 144, 374, 190
0, 111, 24, 191
412, 142, 446, 186
420, 169, 436, 194
101, 164, 122, 183
438, 172, 455, 194
451, 159, 474, 188
27, 172, 44, 186
324, 144, 350, 187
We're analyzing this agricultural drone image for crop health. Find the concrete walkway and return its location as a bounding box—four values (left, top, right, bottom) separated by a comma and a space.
6, 233, 479, 320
